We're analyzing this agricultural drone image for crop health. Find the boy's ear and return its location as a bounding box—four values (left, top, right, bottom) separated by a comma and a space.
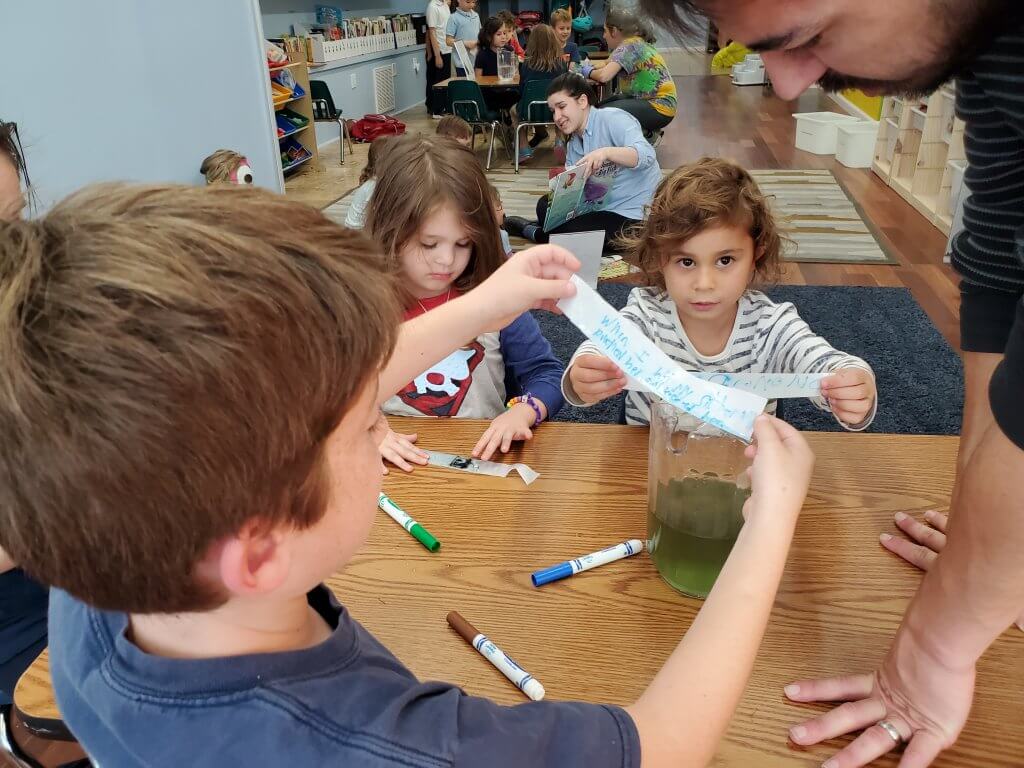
754, 244, 766, 263
214, 521, 291, 597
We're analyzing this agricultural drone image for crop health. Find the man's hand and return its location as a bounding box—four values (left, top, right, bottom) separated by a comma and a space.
786, 630, 974, 768
880, 510, 1024, 631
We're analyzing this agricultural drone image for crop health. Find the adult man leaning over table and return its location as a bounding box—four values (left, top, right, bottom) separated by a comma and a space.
636, 1, 1024, 767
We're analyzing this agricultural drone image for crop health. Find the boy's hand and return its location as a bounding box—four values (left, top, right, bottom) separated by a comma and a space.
742, 415, 814, 523
820, 367, 876, 426
472, 405, 535, 461
569, 354, 626, 403
372, 413, 429, 474
473, 245, 579, 330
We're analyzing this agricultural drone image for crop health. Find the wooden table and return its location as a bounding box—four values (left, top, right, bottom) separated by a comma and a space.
434, 75, 520, 89
15, 421, 1024, 766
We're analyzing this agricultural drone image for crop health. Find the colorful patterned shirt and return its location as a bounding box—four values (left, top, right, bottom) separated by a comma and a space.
609, 37, 677, 118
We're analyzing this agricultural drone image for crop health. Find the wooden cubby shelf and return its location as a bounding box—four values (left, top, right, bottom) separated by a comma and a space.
872, 85, 964, 236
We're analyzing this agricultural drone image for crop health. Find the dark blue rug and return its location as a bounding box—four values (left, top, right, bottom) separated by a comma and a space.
532, 284, 963, 435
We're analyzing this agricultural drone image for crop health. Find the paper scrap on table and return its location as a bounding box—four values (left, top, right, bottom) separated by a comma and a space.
424, 450, 540, 485
557, 276, 766, 440
626, 371, 826, 399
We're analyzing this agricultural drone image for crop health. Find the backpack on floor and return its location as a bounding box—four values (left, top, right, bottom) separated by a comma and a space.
349, 114, 406, 142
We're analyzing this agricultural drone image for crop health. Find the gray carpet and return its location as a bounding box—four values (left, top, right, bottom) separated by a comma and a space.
534, 284, 963, 434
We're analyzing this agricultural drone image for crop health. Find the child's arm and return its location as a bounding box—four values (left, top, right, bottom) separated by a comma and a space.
444, 17, 457, 51
626, 415, 814, 768
563, 289, 648, 406
565, 351, 627, 405
378, 246, 578, 406
472, 313, 565, 460
762, 301, 877, 430
372, 412, 428, 474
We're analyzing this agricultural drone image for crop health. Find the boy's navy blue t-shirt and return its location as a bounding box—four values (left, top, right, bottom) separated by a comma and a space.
50, 585, 641, 767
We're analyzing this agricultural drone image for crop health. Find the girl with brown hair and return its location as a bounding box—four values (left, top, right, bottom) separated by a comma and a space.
563, 157, 878, 429
517, 24, 568, 161
474, 16, 520, 117
366, 135, 564, 467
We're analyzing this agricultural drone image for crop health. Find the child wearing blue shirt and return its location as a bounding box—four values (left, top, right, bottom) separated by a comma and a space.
0, 181, 814, 767
446, 0, 481, 76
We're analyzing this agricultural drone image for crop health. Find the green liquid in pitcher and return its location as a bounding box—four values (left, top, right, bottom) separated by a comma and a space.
647, 475, 750, 598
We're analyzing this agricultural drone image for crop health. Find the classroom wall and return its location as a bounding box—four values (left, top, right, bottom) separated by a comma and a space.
2, 0, 281, 210
311, 47, 427, 147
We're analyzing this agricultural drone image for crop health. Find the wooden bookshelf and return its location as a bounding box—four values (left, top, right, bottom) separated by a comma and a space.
871, 84, 964, 235
271, 55, 320, 178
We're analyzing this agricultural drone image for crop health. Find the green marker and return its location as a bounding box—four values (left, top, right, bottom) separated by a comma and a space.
378, 492, 441, 552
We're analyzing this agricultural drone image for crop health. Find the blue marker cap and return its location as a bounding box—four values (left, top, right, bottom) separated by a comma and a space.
531, 561, 573, 587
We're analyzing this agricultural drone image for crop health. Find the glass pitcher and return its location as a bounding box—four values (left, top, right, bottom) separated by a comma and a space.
497, 48, 516, 82
647, 401, 752, 598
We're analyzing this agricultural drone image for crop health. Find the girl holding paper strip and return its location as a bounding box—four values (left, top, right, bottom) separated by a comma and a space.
563, 158, 878, 430
367, 135, 565, 467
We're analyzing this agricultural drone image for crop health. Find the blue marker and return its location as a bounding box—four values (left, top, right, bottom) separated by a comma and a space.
532, 539, 645, 587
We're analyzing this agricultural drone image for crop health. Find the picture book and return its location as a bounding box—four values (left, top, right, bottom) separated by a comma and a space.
543, 162, 617, 232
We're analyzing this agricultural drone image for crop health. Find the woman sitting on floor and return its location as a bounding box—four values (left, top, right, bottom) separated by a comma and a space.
582, 6, 677, 136
504, 73, 661, 251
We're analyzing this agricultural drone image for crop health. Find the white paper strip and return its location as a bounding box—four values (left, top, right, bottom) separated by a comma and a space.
425, 450, 540, 485
558, 276, 765, 440
627, 371, 826, 399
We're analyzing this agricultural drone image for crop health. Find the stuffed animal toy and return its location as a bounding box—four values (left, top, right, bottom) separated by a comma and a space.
199, 150, 254, 185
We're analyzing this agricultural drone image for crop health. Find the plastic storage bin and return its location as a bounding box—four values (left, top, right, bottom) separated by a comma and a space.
793, 112, 861, 154
836, 122, 880, 168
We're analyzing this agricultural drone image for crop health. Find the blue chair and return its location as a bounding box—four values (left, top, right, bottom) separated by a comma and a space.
448, 80, 507, 170
514, 78, 557, 173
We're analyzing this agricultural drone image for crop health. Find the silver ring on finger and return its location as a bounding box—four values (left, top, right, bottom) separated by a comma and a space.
876, 719, 904, 744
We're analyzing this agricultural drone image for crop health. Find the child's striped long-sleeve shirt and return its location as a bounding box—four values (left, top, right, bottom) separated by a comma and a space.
562, 287, 876, 429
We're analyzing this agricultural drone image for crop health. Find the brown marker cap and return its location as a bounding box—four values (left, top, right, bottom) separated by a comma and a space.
446, 611, 479, 645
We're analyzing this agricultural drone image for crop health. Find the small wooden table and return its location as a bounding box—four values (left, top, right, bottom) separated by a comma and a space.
15, 421, 1024, 766
433, 75, 520, 89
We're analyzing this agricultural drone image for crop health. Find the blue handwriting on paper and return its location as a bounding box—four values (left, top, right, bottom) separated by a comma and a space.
581, 305, 765, 440
693, 371, 826, 399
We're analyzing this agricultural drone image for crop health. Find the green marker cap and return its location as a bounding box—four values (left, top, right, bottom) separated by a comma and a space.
410, 523, 441, 552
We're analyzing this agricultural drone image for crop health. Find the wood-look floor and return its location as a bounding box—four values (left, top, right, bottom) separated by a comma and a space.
286, 73, 960, 349
657, 77, 959, 349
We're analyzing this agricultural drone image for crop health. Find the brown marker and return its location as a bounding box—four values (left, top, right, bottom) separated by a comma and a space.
446, 611, 545, 701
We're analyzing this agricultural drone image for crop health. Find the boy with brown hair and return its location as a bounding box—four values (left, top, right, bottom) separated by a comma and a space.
0, 181, 814, 768
550, 8, 582, 63
436, 114, 473, 146
496, 9, 525, 58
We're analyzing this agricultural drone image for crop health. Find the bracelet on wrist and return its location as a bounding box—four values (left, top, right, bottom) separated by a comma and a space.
506, 392, 543, 427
